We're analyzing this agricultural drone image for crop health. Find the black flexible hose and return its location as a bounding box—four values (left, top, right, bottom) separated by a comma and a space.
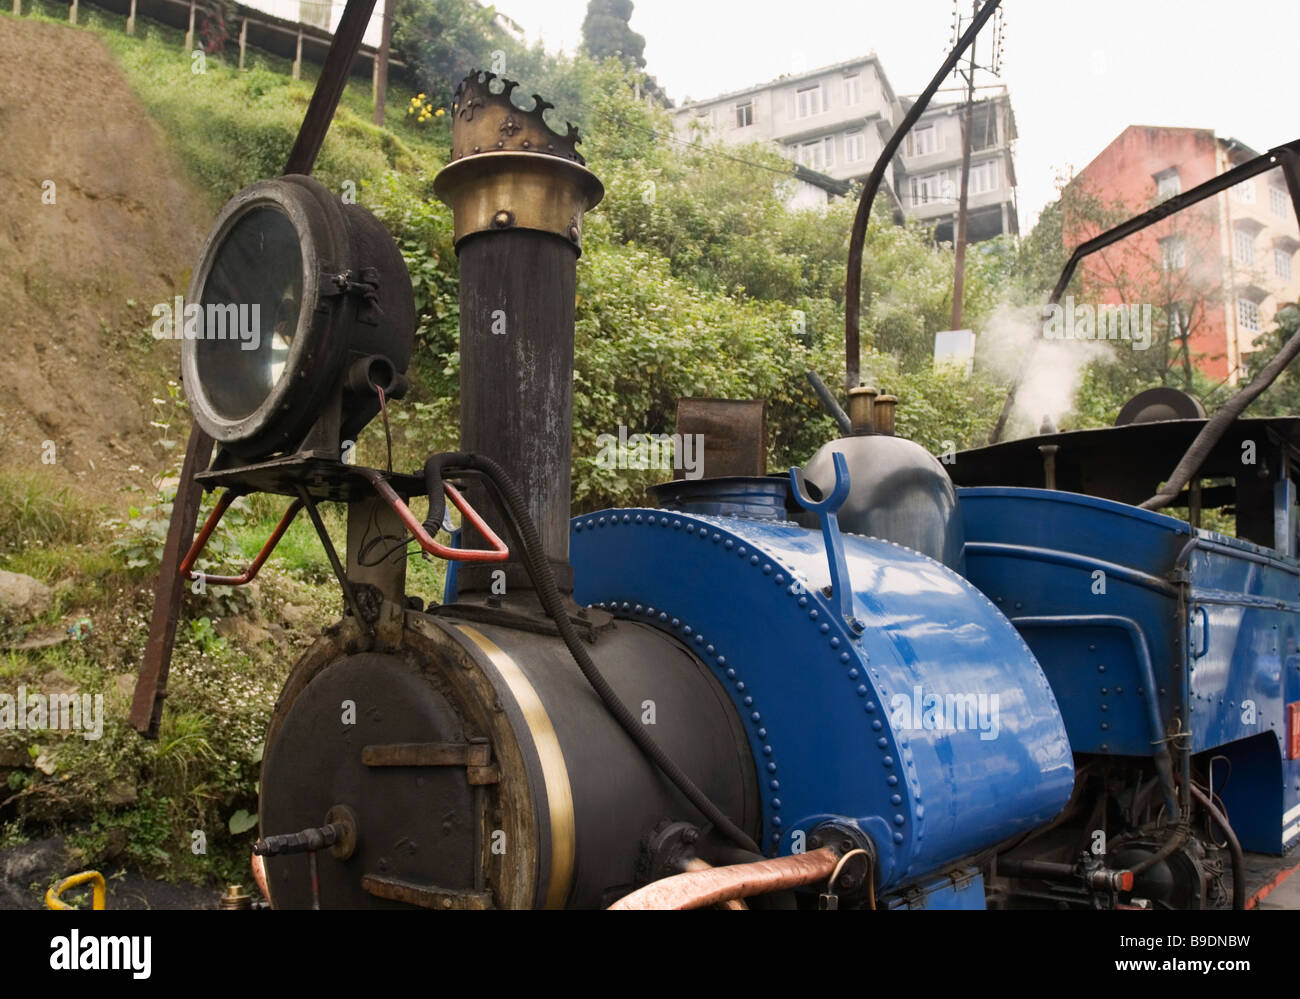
423, 451, 761, 855
1190, 784, 1246, 910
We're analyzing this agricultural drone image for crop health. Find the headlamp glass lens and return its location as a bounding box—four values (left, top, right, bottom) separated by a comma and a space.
196, 207, 304, 422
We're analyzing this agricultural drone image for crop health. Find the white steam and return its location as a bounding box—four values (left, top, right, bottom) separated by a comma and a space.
977, 302, 1109, 438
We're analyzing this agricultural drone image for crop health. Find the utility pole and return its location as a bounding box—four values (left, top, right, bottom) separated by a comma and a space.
373, 0, 392, 126
948, 0, 1005, 331
950, 1, 978, 331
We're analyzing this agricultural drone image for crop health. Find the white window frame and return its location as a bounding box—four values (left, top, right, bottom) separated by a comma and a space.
968, 159, 1000, 196
912, 171, 950, 205
1234, 228, 1255, 266
844, 129, 865, 163
795, 83, 824, 119
1237, 298, 1261, 332
1277, 248, 1294, 281
735, 99, 753, 129
1271, 186, 1290, 218
843, 73, 861, 106
1160, 235, 1186, 271
1155, 168, 1181, 201
912, 124, 938, 157
799, 138, 825, 170
1232, 178, 1256, 204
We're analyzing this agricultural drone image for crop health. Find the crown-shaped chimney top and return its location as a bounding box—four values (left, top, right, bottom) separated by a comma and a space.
450, 70, 586, 166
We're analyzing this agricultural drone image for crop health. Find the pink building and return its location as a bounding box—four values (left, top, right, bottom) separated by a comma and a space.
1071, 126, 1299, 383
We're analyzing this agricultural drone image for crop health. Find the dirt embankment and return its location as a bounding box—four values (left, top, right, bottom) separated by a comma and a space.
0, 15, 212, 501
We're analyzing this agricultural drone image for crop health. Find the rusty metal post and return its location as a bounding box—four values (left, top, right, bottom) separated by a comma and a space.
129, 425, 212, 734
434, 72, 603, 592
372, 0, 392, 126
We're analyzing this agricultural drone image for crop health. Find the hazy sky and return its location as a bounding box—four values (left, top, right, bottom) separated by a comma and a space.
492, 0, 1299, 231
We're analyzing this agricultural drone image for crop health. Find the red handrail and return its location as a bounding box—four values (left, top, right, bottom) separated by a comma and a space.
354, 467, 509, 563
179, 494, 304, 586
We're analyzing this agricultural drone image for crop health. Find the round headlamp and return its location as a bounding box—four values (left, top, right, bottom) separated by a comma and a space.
180, 175, 414, 461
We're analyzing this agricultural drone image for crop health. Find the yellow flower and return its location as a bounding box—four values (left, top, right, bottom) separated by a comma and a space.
434, 108, 445, 117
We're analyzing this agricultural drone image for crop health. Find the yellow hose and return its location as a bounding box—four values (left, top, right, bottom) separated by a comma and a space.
45, 871, 106, 911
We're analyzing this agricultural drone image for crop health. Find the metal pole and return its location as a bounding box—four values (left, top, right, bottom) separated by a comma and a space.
373, 0, 392, 126
843, 0, 1000, 391
128, 425, 213, 735
950, 1, 979, 331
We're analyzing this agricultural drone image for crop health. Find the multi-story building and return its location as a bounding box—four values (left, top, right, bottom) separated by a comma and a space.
893, 88, 1019, 242
673, 58, 1020, 241
673, 56, 901, 211
1072, 126, 1300, 383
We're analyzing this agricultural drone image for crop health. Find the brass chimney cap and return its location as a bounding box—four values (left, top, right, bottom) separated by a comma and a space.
448, 70, 586, 164
434, 71, 604, 250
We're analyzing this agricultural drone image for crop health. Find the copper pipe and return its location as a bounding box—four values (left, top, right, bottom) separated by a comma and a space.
608, 848, 839, 910
251, 853, 270, 903
683, 858, 747, 910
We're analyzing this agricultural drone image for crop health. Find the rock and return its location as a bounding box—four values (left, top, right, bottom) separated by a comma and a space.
279, 603, 315, 628
51, 578, 77, 598
33, 748, 56, 775
4, 630, 67, 652
0, 744, 31, 768
41, 669, 78, 694
102, 826, 128, 861
0, 837, 66, 884
0, 570, 52, 620
105, 779, 137, 807
214, 617, 272, 646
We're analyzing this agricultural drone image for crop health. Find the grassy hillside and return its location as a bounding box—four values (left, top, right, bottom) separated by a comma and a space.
0, 8, 455, 893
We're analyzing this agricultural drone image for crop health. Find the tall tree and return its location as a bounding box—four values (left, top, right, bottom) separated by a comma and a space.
393, 0, 497, 103
581, 0, 646, 67
1243, 303, 1300, 416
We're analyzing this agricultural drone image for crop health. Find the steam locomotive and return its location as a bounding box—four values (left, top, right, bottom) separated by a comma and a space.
148, 56, 1300, 911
